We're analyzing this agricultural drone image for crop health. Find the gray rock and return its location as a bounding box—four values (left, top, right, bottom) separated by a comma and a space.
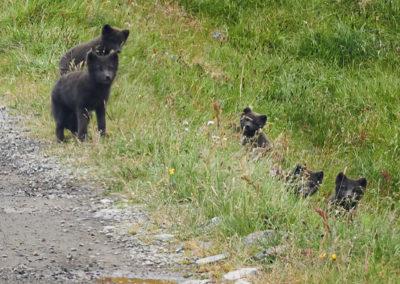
222, 267, 258, 281
251, 245, 286, 262
211, 217, 221, 223
175, 245, 185, 253
234, 279, 251, 284
244, 230, 275, 247
196, 254, 226, 265
211, 31, 227, 41
180, 280, 213, 284
153, 234, 174, 241
205, 216, 222, 228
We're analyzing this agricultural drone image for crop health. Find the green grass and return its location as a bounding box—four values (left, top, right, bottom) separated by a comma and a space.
1, 0, 400, 282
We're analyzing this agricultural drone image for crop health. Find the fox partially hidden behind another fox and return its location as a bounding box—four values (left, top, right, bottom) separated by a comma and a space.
286, 165, 324, 198
51, 51, 119, 142
59, 24, 129, 75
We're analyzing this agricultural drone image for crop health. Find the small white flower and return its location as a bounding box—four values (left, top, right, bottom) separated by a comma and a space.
207, 121, 214, 125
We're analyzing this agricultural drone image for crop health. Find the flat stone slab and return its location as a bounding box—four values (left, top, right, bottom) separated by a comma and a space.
196, 254, 227, 265
234, 279, 251, 284
222, 267, 259, 281
180, 280, 213, 284
153, 234, 175, 241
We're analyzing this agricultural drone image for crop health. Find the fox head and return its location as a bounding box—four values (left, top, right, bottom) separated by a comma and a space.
87, 51, 119, 85
240, 107, 267, 138
329, 172, 367, 210
100, 24, 130, 54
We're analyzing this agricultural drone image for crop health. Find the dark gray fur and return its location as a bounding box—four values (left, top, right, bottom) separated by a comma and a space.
59, 24, 128, 75
51, 51, 119, 142
286, 164, 324, 197
328, 172, 367, 211
240, 107, 271, 148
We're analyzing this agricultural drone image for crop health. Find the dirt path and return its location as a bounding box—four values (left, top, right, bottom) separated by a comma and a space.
0, 106, 196, 283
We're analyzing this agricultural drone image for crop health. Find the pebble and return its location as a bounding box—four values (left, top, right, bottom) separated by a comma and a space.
175, 245, 185, 253
100, 198, 112, 204
211, 30, 227, 41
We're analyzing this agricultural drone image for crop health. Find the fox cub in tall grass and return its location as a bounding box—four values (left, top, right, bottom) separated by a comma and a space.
51, 51, 119, 142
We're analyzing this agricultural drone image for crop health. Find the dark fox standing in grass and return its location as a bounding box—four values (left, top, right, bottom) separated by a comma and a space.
59, 24, 129, 75
51, 51, 119, 142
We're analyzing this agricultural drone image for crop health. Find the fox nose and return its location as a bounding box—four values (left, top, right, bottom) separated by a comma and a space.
105, 75, 111, 81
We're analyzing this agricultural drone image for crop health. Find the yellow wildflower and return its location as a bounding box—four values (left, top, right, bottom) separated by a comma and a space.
332, 254, 337, 260
169, 168, 175, 175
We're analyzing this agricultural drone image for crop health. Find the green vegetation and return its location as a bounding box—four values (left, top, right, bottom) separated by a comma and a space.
1, 0, 399, 282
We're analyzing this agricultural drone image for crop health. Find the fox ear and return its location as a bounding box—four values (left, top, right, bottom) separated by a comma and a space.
292, 164, 303, 175
358, 178, 367, 188
258, 115, 267, 127
315, 171, 324, 182
243, 107, 252, 114
86, 50, 97, 63
122, 29, 130, 40
102, 24, 112, 35
335, 172, 345, 186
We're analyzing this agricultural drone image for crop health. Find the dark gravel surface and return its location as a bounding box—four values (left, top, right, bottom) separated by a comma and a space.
0, 106, 196, 283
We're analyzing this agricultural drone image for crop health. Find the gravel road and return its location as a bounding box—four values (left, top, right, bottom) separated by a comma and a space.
0, 106, 194, 283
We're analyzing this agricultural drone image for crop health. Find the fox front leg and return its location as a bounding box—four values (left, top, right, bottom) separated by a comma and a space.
95, 102, 107, 136
77, 108, 90, 141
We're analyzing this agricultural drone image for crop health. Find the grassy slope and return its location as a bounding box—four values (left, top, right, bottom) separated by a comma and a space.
1, 0, 399, 282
